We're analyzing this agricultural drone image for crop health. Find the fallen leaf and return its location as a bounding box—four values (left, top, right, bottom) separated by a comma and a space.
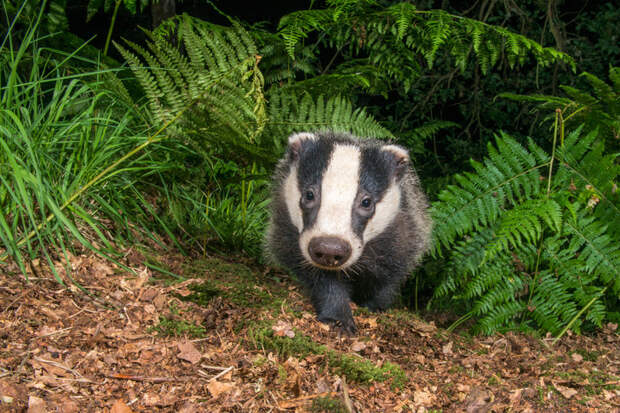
207, 379, 235, 398
178, 402, 199, 413
27, 396, 47, 413
272, 320, 295, 338
178, 341, 202, 364
411, 319, 437, 337
143, 392, 161, 406
553, 383, 578, 399
359, 316, 378, 328
110, 399, 134, 413
351, 341, 366, 352
571, 353, 583, 363
413, 389, 435, 406
442, 341, 453, 355
457, 383, 470, 393
464, 387, 493, 413
509, 388, 523, 404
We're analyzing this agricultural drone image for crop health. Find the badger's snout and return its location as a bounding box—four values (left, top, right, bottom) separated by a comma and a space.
308, 236, 352, 269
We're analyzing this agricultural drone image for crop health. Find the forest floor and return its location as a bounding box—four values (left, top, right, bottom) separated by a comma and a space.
0, 248, 619, 413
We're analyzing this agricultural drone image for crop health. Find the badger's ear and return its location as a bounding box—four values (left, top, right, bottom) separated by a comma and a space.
382, 144, 410, 180
287, 132, 317, 161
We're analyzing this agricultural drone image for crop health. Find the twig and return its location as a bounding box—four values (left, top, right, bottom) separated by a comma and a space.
200, 364, 230, 371
341, 376, 355, 413
278, 392, 338, 409
2, 291, 28, 313
36, 327, 72, 338
106, 373, 191, 383
34, 357, 85, 379
209, 366, 234, 381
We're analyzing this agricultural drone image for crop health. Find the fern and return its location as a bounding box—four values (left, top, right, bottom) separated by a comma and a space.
432, 125, 619, 335
112, 15, 268, 165
264, 91, 393, 155
111, 14, 392, 167
278, 1, 575, 92
87, 0, 148, 20
499, 67, 619, 145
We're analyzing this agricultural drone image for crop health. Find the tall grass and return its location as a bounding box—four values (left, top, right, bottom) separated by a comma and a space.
0, 6, 170, 280
0, 5, 272, 281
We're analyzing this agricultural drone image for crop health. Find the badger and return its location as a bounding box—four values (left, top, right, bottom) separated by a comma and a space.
265, 131, 431, 333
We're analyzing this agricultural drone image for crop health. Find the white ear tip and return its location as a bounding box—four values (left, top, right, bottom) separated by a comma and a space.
382, 144, 409, 161
288, 132, 317, 146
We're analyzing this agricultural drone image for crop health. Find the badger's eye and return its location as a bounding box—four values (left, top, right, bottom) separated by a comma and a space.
360, 197, 372, 208
305, 191, 315, 201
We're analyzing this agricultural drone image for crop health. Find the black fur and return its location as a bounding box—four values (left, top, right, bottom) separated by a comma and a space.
266, 132, 431, 334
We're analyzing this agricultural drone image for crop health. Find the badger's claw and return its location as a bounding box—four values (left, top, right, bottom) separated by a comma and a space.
318, 315, 357, 335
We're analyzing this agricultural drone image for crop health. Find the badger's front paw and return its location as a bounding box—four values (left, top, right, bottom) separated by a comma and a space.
318, 314, 357, 335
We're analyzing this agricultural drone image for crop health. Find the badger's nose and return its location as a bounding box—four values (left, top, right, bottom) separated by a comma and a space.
308, 236, 352, 268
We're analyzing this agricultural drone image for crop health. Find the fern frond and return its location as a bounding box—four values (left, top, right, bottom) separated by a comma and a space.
432, 134, 546, 250
432, 127, 619, 335
278, 1, 575, 87
500, 67, 619, 141
264, 91, 393, 150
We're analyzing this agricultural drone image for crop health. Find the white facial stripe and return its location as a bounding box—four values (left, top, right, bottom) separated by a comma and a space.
299, 144, 364, 267
363, 180, 401, 242
316, 145, 360, 235
284, 165, 303, 232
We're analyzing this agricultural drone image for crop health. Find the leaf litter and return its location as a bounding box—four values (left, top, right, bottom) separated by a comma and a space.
0, 250, 618, 412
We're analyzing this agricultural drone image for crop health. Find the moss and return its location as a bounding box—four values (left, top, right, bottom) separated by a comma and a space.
181, 257, 289, 313
332, 353, 407, 389
573, 348, 600, 362
150, 316, 206, 338
310, 395, 346, 413
277, 364, 288, 384
248, 326, 407, 389
174, 281, 221, 306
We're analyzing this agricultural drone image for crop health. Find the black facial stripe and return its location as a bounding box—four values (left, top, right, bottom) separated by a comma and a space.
297, 138, 334, 229
351, 145, 395, 238
359, 145, 393, 195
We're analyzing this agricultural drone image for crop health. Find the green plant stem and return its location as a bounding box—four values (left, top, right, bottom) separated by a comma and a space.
552, 286, 608, 345
446, 310, 473, 332
523, 109, 562, 322
546, 109, 561, 196
103, 0, 122, 56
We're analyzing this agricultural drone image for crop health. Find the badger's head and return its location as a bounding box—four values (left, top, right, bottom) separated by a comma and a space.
282, 132, 409, 271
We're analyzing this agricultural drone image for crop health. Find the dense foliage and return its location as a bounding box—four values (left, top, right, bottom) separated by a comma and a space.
1, 0, 618, 336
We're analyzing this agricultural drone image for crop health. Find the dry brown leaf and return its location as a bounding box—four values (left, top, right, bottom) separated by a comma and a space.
571, 353, 583, 363
178, 402, 199, 413
207, 379, 235, 398
457, 383, 470, 393
464, 387, 493, 413
411, 319, 437, 337
351, 341, 366, 352
553, 383, 578, 399
27, 396, 47, 413
142, 392, 161, 406
412, 389, 435, 406
110, 399, 134, 413
359, 316, 378, 328
178, 341, 202, 364
56, 398, 80, 413
272, 320, 295, 338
